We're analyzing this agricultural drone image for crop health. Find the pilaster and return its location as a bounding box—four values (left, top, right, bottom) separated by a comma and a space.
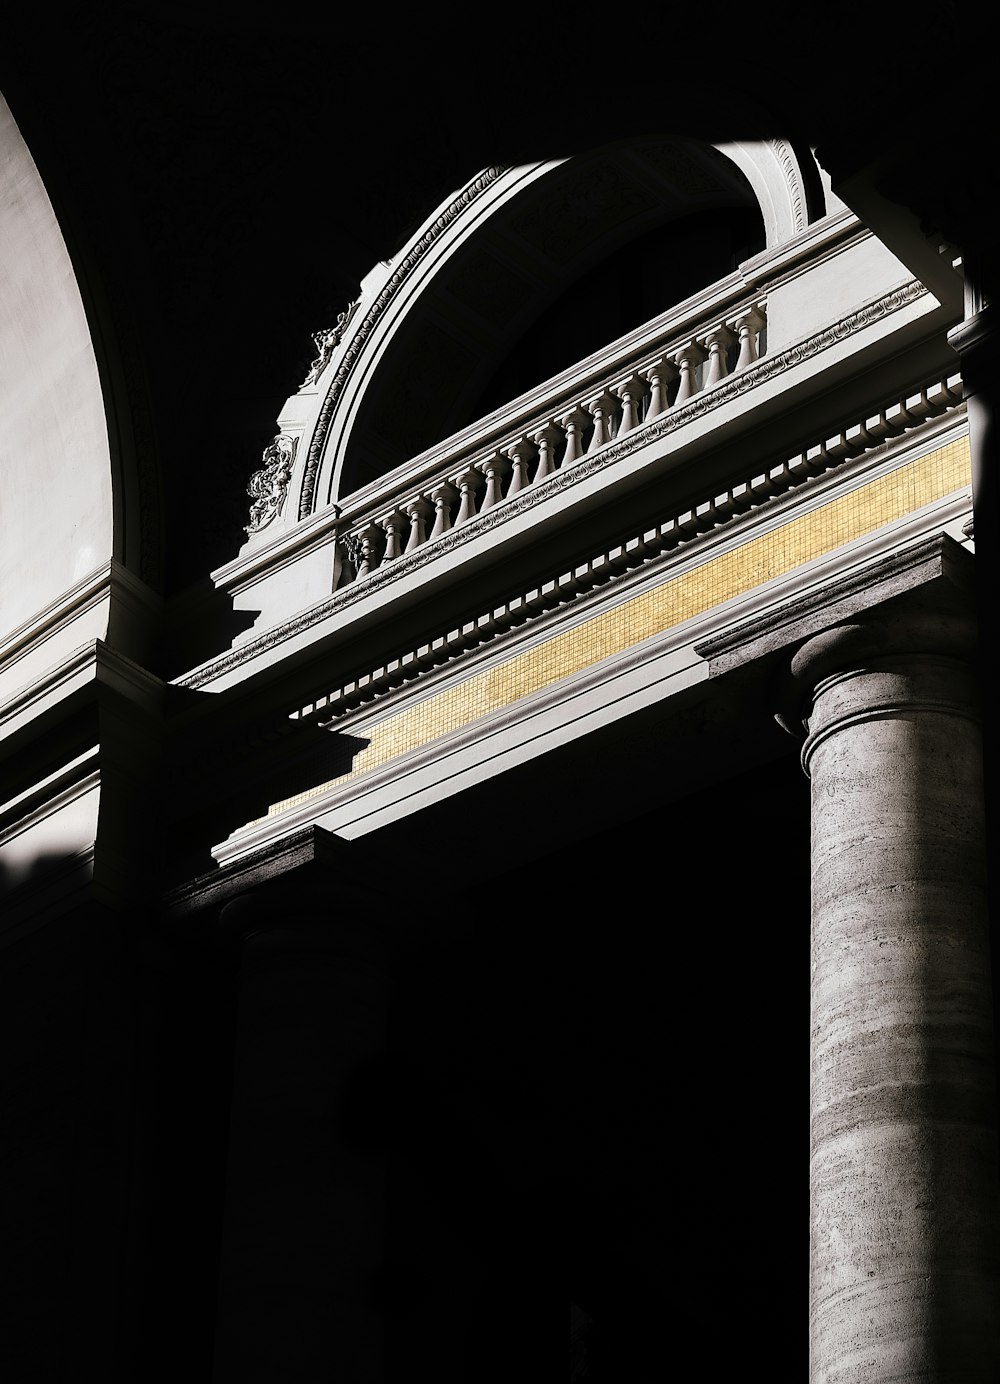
168, 829, 390, 1384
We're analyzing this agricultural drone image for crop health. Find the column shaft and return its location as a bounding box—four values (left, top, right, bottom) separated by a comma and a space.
801, 631, 1000, 1381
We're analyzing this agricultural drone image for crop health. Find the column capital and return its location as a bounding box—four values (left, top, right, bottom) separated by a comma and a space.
947, 302, 997, 390
694, 533, 979, 745
789, 598, 978, 692
780, 595, 980, 757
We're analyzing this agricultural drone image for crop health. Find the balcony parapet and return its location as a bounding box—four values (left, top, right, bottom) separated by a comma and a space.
329, 297, 768, 592
191, 269, 942, 700
281, 373, 964, 725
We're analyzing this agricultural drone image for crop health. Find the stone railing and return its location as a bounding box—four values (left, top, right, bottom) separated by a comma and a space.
331, 298, 767, 587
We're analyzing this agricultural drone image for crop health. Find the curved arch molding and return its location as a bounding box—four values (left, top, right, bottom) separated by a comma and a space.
287, 140, 814, 523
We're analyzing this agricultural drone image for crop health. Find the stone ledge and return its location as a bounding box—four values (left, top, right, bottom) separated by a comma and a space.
695, 531, 976, 678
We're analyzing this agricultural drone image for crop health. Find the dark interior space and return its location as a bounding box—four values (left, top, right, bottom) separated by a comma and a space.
471, 205, 766, 421
0, 746, 808, 1381
1, 5, 996, 1381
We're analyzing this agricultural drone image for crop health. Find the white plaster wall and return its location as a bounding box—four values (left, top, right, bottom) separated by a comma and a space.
0, 774, 100, 889
229, 541, 339, 645
765, 232, 915, 354
0, 94, 114, 642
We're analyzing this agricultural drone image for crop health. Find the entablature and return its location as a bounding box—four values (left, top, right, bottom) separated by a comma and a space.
197, 378, 971, 867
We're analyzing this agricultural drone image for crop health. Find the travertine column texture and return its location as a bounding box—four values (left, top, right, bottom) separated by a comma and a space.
212, 891, 388, 1384
794, 604, 1000, 1383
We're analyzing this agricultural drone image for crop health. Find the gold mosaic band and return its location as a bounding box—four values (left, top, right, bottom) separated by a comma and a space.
264, 436, 971, 817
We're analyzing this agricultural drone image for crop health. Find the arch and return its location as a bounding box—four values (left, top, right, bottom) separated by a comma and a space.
713, 139, 810, 246
273, 137, 818, 527
0, 90, 158, 653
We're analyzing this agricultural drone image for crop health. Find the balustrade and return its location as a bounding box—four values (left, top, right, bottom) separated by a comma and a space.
333, 298, 768, 589
295, 372, 964, 727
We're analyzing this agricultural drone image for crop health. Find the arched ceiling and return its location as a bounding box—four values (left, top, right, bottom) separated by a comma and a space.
1, 2, 993, 602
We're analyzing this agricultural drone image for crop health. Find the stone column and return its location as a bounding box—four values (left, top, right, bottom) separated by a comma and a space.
792, 602, 1000, 1381
212, 887, 388, 1384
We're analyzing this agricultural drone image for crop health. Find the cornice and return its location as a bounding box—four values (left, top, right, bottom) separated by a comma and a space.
947, 305, 996, 360
739, 209, 862, 294
179, 278, 931, 692
695, 531, 975, 678
0, 563, 112, 674
0, 748, 101, 843
0, 559, 162, 682
163, 824, 333, 918
0, 638, 165, 743
161, 822, 394, 920
212, 432, 971, 860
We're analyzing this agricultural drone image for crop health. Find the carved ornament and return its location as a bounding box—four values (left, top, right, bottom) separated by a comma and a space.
300, 300, 360, 388
246, 433, 298, 534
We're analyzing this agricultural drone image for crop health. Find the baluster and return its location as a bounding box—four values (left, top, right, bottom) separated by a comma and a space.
352, 523, 382, 578
557, 406, 590, 467
585, 390, 618, 453
613, 374, 648, 435
531, 421, 563, 482
504, 438, 536, 497
477, 452, 511, 512
452, 467, 483, 525
641, 358, 676, 421
429, 481, 458, 539
700, 324, 736, 388
342, 534, 362, 584
381, 510, 406, 562
732, 304, 766, 371
672, 341, 707, 406
404, 496, 433, 553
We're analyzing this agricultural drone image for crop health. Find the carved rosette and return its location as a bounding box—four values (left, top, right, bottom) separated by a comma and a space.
246, 433, 299, 534
300, 300, 360, 388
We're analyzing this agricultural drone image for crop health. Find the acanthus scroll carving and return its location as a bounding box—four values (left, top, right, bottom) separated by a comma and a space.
300, 300, 360, 387
246, 433, 298, 534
